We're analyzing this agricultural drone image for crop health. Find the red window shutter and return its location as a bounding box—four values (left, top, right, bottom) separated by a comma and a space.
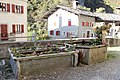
7, 3, 10, 12
68, 20, 71, 26
21, 6, 24, 14
21, 25, 24, 33
56, 31, 60, 36
86, 22, 89, 26
12, 4, 15, 13
12, 24, 16, 34
50, 30, 53, 35
82, 22, 85, 26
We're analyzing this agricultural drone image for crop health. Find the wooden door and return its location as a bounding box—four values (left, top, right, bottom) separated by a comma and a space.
1, 24, 8, 40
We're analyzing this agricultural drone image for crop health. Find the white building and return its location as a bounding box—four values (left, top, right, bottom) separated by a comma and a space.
43, 5, 96, 39
95, 13, 120, 38
0, 0, 27, 41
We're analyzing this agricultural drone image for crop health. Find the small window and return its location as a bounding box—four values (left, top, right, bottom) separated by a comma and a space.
12, 24, 24, 34
92, 23, 94, 27
16, 5, 21, 13
56, 31, 60, 36
68, 19, 71, 26
86, 22, 89, 26
82, 22, 85, 26
83, 33, 85, 38
87, 31, 90, 38
63, 32, 65, 35
54, 22, 56, 26
50, 30, 54, 35
91, 33, 94, 37
12, 4, 24, 14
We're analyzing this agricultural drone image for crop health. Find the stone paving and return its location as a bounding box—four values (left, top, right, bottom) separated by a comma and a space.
25, 57, 120, 80
0, 47, 120, 80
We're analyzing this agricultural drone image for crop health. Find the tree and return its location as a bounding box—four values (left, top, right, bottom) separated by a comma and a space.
95, 24, 111, 45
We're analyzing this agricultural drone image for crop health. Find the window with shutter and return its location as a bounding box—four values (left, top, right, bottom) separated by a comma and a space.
7, 3, 10, 12
56, 31, 60, 36
21, 25, 24, 33
82, 22, 85, 26
2, 3, 6, 12
12, 4, 15, 13
21, 6, 24, 14
50, 30, 54, 35
12, 24, 16, 34
86, 22, 89, 26
68, 19, 71, 26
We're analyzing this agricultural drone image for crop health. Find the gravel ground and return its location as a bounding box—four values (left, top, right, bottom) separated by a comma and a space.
1, 47, 120, 80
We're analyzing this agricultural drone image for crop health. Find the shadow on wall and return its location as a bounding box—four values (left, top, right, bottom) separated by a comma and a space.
84, 0, 114, 13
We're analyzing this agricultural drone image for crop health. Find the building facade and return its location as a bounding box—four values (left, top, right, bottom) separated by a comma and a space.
95, 13, 120, 38
46, 6, 95, 39
0, 0, 27, 41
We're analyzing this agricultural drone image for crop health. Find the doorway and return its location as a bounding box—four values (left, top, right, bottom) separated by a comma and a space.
1, 24, 8, 40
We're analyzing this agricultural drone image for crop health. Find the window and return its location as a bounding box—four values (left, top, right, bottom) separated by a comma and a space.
12, 4, 24, 14
54, 22, 56, 26
87, 31, 90, 38
82, 22, 85, 26
63, 32, 65, 35
91, 33, 94, 37
86, 22, 89, 26
12, 24, 24, 34
92, 23, 94, 27
56, 31, 60, 36
83, 33, 85, 38
0, 2, 10, 12
2, 3, 6, 12
16, 5, 21, 13
68, 19, 71, 26
50, 30, 54, 35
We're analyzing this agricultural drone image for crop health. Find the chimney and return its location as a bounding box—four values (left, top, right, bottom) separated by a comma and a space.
73, 0, 79, 9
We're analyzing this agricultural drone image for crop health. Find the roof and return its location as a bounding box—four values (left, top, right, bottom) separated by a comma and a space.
94, 13, 120, 22
42, 5, 96, 19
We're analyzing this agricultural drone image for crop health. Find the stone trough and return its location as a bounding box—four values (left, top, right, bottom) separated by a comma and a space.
76, 45, 107, 65
8, 48, 78, 79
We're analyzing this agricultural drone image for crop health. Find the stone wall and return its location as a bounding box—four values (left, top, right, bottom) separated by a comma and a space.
9, 51, 77, 79
106, 38, 120, 47
76, 45, 107, 65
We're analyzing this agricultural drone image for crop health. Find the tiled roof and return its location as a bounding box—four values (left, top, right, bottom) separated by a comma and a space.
94, 13, 120, 22
42, 5, 96, 19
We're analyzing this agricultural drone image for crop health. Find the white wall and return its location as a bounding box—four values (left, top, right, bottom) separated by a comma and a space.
0, 0, 27, 41
48, 8, 95, 38
48, 9, 79, 31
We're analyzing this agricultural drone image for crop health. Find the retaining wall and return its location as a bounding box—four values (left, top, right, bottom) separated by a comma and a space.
76, 45, 107, 65
9, 51, 77, 79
